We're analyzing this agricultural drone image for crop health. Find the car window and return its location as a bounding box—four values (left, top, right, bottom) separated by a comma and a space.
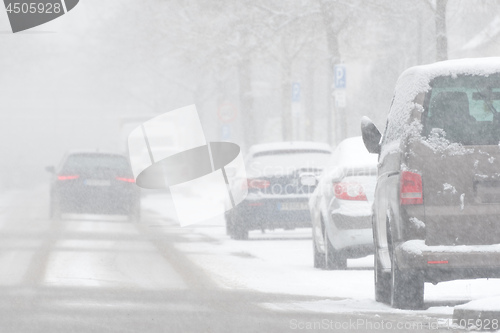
62, 154, 130, 171
248, 151, 330, 175
380, 98, 396, 146
422, 74, 500, 145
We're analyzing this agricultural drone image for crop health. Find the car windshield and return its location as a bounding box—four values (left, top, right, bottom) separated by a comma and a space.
62, 154, 130, 171
249, 151, 330, 175
422, 74, 500, 145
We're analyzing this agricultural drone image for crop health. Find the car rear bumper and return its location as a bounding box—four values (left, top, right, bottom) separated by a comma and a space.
57, 189, 139, 214
329, 228, 374, 255
396, 240, 500, 282
327, 202, 373, 254
235, 196, 311, 230
330, 199, 373, 230
331, 212, 372, 230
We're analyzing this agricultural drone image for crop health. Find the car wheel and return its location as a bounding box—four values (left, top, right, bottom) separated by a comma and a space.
389, 241, 424, 309
128, 201, 141, 222
50, 197, 62, 221
374, 249, 391, 304
232, 214, 248, 240
225, 212, 233, 236
324, 230, 347, 270
312, 228, 326, 268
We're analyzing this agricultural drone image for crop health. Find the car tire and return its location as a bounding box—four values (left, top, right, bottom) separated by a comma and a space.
313, 230, 326, 269
50, 197, 62, 221
324, 230, 347, 270
225, 212, 233, 236
232, 214, 248, 240
390, 247, 424, 309
128, 201, 141, 222
374, 249, 391, 304
373, 217, 391, 304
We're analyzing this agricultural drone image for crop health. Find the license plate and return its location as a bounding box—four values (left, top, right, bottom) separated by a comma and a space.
279, 202, 308, 211
84, 179, 111, 186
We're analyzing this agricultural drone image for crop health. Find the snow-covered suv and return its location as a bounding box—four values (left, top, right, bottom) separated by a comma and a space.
362, 58, 500, 309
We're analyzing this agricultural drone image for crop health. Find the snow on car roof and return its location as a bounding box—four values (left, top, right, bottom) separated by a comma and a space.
247, 141, 331, 157
335, 136, 378, 169
399, 57, 500, 86
317, 137, 377, 192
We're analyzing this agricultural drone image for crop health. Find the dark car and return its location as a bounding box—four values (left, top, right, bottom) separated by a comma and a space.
47, 152, 140, 220
309, 137, 377, 270
361, 58, 500, 309
225, 142, 331, 240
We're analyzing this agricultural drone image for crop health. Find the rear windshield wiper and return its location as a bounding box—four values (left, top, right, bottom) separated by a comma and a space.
475, 85, 499, 116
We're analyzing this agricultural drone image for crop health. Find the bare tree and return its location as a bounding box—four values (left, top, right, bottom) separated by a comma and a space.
435, 0, 449, 61
423, 0, 449, 61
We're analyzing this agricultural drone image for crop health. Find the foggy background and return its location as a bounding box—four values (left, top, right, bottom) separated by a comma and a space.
0, 0, 499, 189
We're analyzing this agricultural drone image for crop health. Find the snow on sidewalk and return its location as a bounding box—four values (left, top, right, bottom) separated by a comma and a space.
143, 193, 500, 315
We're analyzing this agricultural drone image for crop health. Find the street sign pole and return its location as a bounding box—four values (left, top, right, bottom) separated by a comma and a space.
333, 64, 347, 143
292, 82, 301, 140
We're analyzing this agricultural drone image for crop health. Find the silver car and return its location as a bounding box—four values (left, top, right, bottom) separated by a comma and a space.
309, 137, 378, 269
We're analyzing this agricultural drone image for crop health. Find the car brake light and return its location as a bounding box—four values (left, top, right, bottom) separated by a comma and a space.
400, 171, 423, 205
333, 182, 367, 201
246, 179, 270, 189
427, 260, 448, 264
116, 177, 135, 183
57, 175, 79, 180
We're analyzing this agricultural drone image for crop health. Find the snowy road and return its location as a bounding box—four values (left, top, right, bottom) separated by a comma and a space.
0, 187, 495, 332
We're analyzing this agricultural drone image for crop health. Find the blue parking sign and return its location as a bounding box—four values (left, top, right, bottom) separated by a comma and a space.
334, 65, 346, 89
221, 124, 231, 141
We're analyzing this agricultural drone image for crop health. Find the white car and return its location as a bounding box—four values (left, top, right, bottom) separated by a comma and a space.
309, 137, 378, 269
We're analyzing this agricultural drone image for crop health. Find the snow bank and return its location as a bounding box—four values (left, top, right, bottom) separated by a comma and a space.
261, 298, 455, 316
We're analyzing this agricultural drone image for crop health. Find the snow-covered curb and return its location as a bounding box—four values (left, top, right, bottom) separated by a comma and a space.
456, 297, 500, 311
453, 297, 500, 331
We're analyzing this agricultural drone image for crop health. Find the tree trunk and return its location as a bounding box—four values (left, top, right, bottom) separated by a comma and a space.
305, 61, 315, 141
281, 59, 293, 141
319, 0, 341, 146
238, 58, 255, 149
435, 0, 448, 61
417, 9, 423, 65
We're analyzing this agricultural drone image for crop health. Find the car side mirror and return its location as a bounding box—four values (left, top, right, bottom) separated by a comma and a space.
361, 116, 381, 154
45, 166, 55, 173
300, 172, 317, 187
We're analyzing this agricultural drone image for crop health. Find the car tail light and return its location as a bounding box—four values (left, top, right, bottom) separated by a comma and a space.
246, 179, 270, 189
400, 171, 423, 205
427, 260, 448, 264
333, 182, 367, 201
116, 177, 135, 183
57, 175, 79, 180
